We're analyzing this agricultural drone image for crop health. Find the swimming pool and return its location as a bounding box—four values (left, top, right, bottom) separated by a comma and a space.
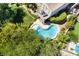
32, 24, 59, 40
75, 43, 79, 54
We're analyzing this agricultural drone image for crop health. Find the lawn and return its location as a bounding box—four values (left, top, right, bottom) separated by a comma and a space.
23, 6, 38, 28
75, 22, 79, 36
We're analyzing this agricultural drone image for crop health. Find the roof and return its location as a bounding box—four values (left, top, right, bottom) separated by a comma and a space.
36, 3, 68, 22
46, 3, 65, 12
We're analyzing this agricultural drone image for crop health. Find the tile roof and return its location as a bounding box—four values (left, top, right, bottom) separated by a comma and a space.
46, 3, 65, 11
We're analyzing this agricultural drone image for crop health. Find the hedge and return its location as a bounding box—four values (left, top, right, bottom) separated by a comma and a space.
49, 12, 67, 23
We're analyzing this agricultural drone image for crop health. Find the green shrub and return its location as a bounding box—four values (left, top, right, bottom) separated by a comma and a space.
76, 54, 79, 56
39, 40, 60, 56
49, 12, 67, 23
65, 13, 77, 29
67, 13, 77, 21
68, 30, 78, 43
49, 17, 56, 22
59, 12, 67, 20
65, 20, 74, 29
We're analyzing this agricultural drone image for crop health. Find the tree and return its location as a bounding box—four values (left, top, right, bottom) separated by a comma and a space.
67, 13, 77, 21
26, 3, 37, 12
0, 3, 25, 25
0, 4, 16, 22
51, 30, 70, 50
39, 40, 61, 56
65, 20, 74, 29
0, 22, 42, 56
68, 30, 78, 43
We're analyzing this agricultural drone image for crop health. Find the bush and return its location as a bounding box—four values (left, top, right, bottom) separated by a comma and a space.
65, 20, 74, 29
68, 30, 78, 43
26, 3, 37, 12
49, 12, 67, 23
65, 13, 77, 29
39, 40, 60, 56
67, 13, 77, 21
59, 12, 67, 20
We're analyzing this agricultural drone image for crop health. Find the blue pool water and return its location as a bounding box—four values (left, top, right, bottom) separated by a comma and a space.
33, 24, 59, 40
75, 44, 79, 54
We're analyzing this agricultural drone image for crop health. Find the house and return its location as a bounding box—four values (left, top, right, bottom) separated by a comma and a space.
69, 3, 79, 12
36, 3, 69, 23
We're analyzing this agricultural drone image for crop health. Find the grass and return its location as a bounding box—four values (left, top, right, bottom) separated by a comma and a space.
75, 22, 79, 36
22, 5, 38, 28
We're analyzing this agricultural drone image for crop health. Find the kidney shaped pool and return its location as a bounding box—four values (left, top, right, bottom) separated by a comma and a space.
32, 24, 60, 40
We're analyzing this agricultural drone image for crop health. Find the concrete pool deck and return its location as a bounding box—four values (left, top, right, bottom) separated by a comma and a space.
31, 19, 60, 30
31, 19, 50, 29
